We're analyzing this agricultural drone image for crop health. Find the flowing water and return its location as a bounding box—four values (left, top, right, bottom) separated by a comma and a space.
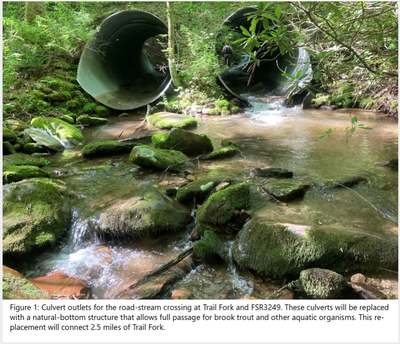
23, 100, 398, 299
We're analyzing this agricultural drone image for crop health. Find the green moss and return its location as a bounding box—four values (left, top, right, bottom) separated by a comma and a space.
83, 102, 96, 113
3, 127, 18, 143
77, 115, 108, 126
31, 117, 83, 144
61, 82, 76, 91
204, 230, 229, 262
193, 240, 214, 260
48, 91, 72, 102
94, 105, 111, 117
193, 223, 214, 236
262, 179, 310, 202
200, 145, 238, 160
3, 153, 49, 168
31, 91, 46, 100
196, 183, 250, 225
221, 139, 237, 147
55, 61, 72, 70
3, 142, 17, 155
23, 143, 47, 154
59, 114, 75, 124
81, 141, 134, 158
147, 112, 198, 129
3, 273, 45, 299
215, 99, 230, 109
206, 108, 221, 115
3, 165, 50, 184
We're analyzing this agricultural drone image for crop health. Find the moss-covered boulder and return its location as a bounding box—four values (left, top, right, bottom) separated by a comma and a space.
31, 117, 83, 146
3, 178, 72, 255
196, 183, 250, 225
77, 115, 109, 126
232, 217, 398, 277
221, 139, 237, 147
3, 165, 50, 184
4, 142, 17, 155
59, 114, 75, 124
152, 128, 213, 156
293, 268, 348, 299
48, 91, 72, 102
262, 179, 310, 201
129, 145, 194, 172
200, 145, 238, 160
96, 187, 191, 237
81, 141, 139, 158
147, 112, 198, 129
94, 105, 111, 117
24, 128, 65, 152
3, 266, 51, 300
23, 143, 48, 154
251, 167, 293, 178
3, 127, 18, 143
3, 153, 49, 168
193, 240, 214, 260
203, 230, 230, 262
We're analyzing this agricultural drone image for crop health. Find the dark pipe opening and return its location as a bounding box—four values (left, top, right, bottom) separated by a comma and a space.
219, 8, 311, 101
78, 11, 171, 110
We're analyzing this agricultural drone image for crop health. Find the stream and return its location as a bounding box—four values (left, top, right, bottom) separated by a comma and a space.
23, 99, 398, 299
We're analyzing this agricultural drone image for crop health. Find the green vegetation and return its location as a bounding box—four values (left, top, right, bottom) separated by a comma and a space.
3, 165, 50, 184
81, 141, 134, 157
146, 112, 198, 129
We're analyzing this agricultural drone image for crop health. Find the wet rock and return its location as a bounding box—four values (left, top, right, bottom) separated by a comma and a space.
3, 153, 49, 168
351, 283, 387, 299
386, 158, 398, 170
129, 145, 194, 172
193, 240, 215, 261
3, 266, 51, 300
119, 112, 130, 118
221, 139, 237, 147
262, 179, 310, 201
97, 187, 191, 238
196, 183, 250, 225
29, 270, 91, 299
351, 273, 366, 284
146, 112, 197, 129
94, 105, 111, 118
23, 143, 48, 154
215, 182, 230, 192
3, 165, 50, 184
31, 117, 83, 146
171, 288, 192, 300
3, 178, 72, 255
294, 268, 348, 299
302, 93, 314, 110
24, 128, 65, 151
165, 187, 178, 196
152, 128, 213, 156
4, 142, 17, 155
235, 209, 252, 227
203, 230, 230, 263
200, 145, 238, 160
3, 127, 18, 143
232, 217, 398, 277
77, 115, 109, 126
251, 167, 293, 178
81, 141, 140, 158
59, 114, 75, 124
330, 176, 368, 188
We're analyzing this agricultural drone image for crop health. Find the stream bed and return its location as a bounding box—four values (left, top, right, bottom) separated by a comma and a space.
22, 102, 398, 299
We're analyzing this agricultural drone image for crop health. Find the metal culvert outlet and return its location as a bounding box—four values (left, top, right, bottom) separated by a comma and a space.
78, 10, 172, 110
219, 7, 312, 100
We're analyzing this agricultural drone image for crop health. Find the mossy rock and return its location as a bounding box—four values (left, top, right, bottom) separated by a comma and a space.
77, 115, 109, 126
59, 114, 75, 124
386, 158, 398, 170
96, 187, 191, 238
221, 139, 237, 147
204, 230, 229, 262
3, 153, 49, 168
81, 141, 139, 158
196, 183, 250, 225
293, 268, 348, 299
22, 143, 48, 154
200, 145, 238, 160
24, 128, 65, 152
152, 128, 213, 156
83, 102, 96, 114
31, 117, 83, 146
4, 142, 17, 155
3, 165, 50, 184
3, 127, 18, 143
31, 91, 46, 101
3, 178, 72, 255
3, 266, 51, 300
262, 179, 310, 201
94, 105, 111, 118
232, 217, 398, 277
147, 112, 198, 129
193, 240, 214, 260
129, 145, 193, 172
48, 91, 72, 102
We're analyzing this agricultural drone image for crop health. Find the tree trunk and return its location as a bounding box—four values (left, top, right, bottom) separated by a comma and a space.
166, 1, 183, 88
25, 2, 46, 24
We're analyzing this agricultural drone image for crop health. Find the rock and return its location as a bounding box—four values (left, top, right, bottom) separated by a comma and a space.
193, 240, 215, 261
31, 117, 83, 146
262, 179, 310, 201
4, 142, 17, 155
196, 183, 250, 225
77, 115, 109, 126
232, 217, 398, 277
186, 175, 196, 181
3, 165, 50, 184
129, 145, 194, 172
29, 270, 91, 299
251, 167, 293, 178
166, 187, 178, 196
235, 209, 252, 227
3, 266, 51, 300
3, 127, 18, 143
146, 112, 197, 129
81, 141, 139, 158
4, 119, 28, 132
200, 145, 238, 160
94, 105, 111, 118
48, 91, 72, 102
203, 230, 230, 262
96, 187, 191, 238
215, 182, 230, 192
295, 268, 348, 299
24, 128, 65, 151
171, 288, 192, 300
3, 178, 72, 255
320, 105, 337, 111
3, 153, 49, 168
119, 113, 130, 118
59, 114, 75, 124
221, 139, 237, 147
351, 273, 366, 284
386, 158, 398, 170
302, 92, 314, 109
351, 283, 387, 299
151, 128, 213, 156
330, 176, 368, 188
23, 143, 48, 154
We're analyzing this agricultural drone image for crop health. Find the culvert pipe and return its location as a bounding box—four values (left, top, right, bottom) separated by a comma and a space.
218, 7, 312, 100
78, 10, 172, 110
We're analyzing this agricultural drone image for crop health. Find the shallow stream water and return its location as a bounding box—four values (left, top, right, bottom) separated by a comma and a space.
24, 100, 398, 299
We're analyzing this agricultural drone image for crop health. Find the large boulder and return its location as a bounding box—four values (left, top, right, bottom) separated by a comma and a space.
152, 128, 213, 156
129, 145, 194, 172
146, 112, 197, 129
3, 153, 49, 168
81, 141, 140, 158
96, 187, 191, 238
24, 128, 65, 152
262, 179, 310, 201
3, 178, 72, 255
31, 117, 83, 146
232, 217, 398, 277
196, 183, 250, 225
3, 165, 50, 184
